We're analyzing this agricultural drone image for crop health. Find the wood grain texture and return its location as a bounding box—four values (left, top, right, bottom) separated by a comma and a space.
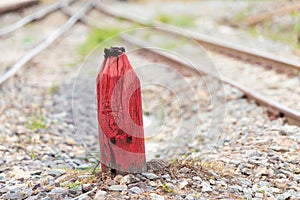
96, 52, 146, 173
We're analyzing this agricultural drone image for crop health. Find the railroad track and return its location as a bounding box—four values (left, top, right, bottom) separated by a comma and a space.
96, 3, 300, 77
0, 0, 80, 37
0, 0, 299, 127
94, 3, 300, 126
118, 34, 300, 127
0, 0, 96, 85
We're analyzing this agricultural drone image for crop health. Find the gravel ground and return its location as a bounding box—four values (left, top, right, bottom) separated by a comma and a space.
0, 7, 67, 75
0, 1, 56, 28
0, 2, 300, 200
0, 0, 89, 75
209, 52, 300, 111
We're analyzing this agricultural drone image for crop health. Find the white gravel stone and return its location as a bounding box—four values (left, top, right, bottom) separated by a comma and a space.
270, 187, 281, 194
142, 172, 159, 180
128, 186, 143, 194
185, 194, 195, 200
162, 174, 171, 181
150, 193, 165, 200
179, 180, 189, 189
255, 192, 264, 198
50, 187, 67, 195
179, 167, 191, 174
94, 190, 107, 200
108, 185, 127, 191
192, 176, 202, 183
120, 174, 139, 185
201, 182, 212, 193
293, 175, 300, 182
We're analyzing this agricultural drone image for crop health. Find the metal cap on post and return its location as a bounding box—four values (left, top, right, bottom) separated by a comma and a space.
104, 47, 125, 58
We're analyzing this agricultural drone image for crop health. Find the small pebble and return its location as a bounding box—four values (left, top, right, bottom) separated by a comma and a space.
47, 169, 65, 177
150, 193, 165, 200
94, 190, 107, 200
120, 174, 139, 184
128, 186, 143, 194
179, 167, 191, 174
201, 182, 212, 193
162, 174, 171, 181
108, 185, 127, 191
142, 172, 159, 180
185, 194, 195, 200
255, 192, 264, 198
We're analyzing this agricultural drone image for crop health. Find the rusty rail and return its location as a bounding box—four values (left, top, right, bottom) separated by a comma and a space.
0, 0, 95, 86
96, 3, 300, 76
120, 34, 300, 127
0, 0, 79, 37
95, 3, 300, 126
0, 0, 39, 14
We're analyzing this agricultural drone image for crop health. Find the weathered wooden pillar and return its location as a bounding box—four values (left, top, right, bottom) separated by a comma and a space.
96, 47, 146, 173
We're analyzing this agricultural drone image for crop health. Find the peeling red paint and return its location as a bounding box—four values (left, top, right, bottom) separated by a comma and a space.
96, 47, 146, 173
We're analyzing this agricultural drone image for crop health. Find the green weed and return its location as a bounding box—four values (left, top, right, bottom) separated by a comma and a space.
162, 184, 174, 193
30, 150, 36, 160
50, 84, 58, 94
27, 136, 32, 144
252, 20, 300, 49
232, 5, 300, 50
162, 41, 178, 50
156, 13, 196, 27
248, 26, 259, 37
62, 165, 68, 171
67, 62, 77, 68
23, 37, 33, 44
66, 182, 82, 190
196, 193, 202, 198
234, 12, 248, 23
26, 117, 47, 131
78, 27, 123, 56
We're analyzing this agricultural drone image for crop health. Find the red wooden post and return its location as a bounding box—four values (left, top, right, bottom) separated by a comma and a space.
96, 47, 146, 173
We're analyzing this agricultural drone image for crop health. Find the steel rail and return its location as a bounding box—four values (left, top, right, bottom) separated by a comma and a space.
0, 0, 39, 14
120, 34, 300, 126
96, 3, 300, 76
0, 0, 80, 37
0, 0, 95, 86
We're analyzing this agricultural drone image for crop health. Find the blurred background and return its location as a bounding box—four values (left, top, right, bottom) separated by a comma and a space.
100, 0, 300, 57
